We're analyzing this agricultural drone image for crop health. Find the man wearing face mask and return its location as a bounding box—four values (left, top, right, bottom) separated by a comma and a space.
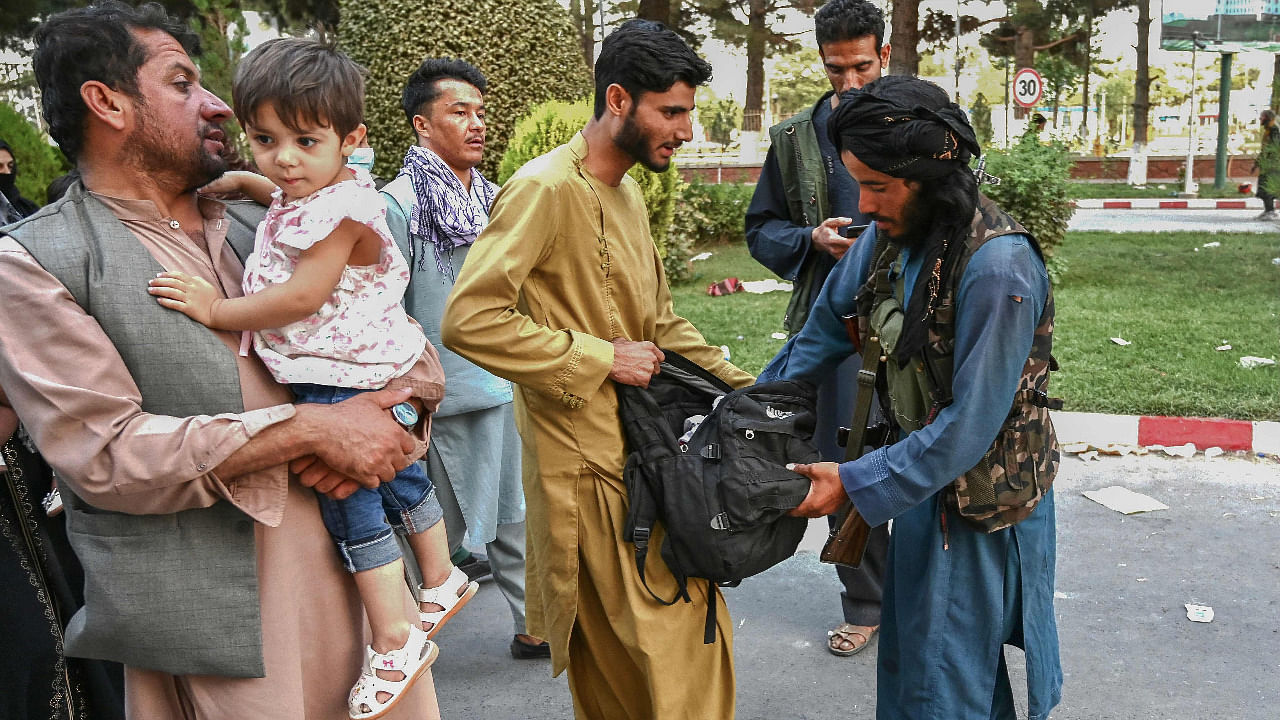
0, 139, 40, 223
760, 75, 1062, 719
744, 0, 891, 659
380, 58, 545, 660
347, 134, 383, 187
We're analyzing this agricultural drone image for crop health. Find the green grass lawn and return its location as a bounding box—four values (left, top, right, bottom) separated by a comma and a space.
670, 234, 1280, 420
1067, 181, 1248, 200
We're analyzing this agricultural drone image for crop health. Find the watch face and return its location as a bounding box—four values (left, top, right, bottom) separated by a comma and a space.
391, 401, 419, 428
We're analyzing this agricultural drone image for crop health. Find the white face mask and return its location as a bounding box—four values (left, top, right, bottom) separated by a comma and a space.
347, 147, 376, 172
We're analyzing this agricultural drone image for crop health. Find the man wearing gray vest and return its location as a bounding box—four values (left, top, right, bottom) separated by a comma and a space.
744, 0, 891, 658
0, 3, 444, 717
381, 57, 547, 660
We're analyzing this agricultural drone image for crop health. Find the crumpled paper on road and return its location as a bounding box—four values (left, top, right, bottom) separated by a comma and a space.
1083, 486, 1170, 514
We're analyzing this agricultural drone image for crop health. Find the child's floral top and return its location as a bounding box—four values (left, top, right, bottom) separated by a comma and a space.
242, 169, 427, 389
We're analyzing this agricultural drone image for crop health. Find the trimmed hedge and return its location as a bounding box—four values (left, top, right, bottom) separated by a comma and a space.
979, 136, 1074, 280
0, 103, 71, 206
497, 98, 684, 279
339, 0, 592, 181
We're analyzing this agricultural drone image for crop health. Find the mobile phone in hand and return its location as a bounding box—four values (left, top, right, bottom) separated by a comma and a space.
840, 224, 869, 239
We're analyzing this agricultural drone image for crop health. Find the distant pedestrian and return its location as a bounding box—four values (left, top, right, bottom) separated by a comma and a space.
381, 56, 546, 660
1254, 109, 1279, 220
0, 139, 40, 223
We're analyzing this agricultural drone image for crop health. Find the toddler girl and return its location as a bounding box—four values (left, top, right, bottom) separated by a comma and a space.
147, 38, 474, 720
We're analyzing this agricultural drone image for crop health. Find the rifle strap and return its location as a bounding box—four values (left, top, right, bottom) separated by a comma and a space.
844, 333, 885, 464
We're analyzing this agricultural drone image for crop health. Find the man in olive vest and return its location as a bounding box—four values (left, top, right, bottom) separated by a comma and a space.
744, 0, 890, 658
0, 3, 443, 717
760, 76, 1062, 719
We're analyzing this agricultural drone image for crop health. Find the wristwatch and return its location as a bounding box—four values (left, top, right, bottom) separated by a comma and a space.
390, 401, 419, 430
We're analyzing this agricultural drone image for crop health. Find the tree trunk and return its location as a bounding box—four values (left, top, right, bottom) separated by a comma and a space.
638, 0, 678, 25
1132, 0, 1151, 145
570, 0, 596, 70
889, 0, 920, 76
742, 0, 767, 132
1080, 7, 1092, 137
1271, 54, 1280, 111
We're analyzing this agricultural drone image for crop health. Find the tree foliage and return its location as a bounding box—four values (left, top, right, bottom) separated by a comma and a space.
697, 93, 742, 149
769, 46, 829, 119
339, 0, 592, 181
690, 0, 817, 132
979, 133, 1073, 276
971, 92, 993, 148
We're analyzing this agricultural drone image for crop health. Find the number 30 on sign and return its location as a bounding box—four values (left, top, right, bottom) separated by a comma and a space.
1012, 68, 1043, 109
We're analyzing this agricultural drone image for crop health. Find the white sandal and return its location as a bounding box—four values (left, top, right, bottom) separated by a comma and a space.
416, 565, 478, 638
348, 625, 438, 720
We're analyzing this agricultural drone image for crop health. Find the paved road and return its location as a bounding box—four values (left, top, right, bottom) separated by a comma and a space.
424, 454, 1279, 719
1068, 208, 1280, 234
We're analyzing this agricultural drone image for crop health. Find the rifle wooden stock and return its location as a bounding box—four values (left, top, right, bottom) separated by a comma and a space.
819, 330, 884, 569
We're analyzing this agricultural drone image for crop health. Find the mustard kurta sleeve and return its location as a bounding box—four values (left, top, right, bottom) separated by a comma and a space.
648, 243, 756, 389
442, 173, 615, 408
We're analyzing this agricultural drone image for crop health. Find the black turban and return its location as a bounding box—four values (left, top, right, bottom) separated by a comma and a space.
827, 76, 980, 180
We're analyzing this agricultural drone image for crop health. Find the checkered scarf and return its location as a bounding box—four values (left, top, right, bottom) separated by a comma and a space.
399, 145, 498, 279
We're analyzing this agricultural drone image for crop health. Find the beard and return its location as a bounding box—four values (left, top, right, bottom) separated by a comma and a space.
125, 102, 228, 192
877, 189, 933, 250
615, 108, 671, 173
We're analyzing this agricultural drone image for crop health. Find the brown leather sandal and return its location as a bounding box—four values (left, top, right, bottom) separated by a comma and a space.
826, 622, 878, 657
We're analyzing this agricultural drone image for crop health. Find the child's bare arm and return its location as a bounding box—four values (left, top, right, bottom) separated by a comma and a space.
201, 170, 277, 206
147, 220, 363, 331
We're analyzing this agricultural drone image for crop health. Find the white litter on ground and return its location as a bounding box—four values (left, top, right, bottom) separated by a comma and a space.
1185, 604, 1214, 623
690, 251, 713, 262
1215, 344, 1232, 351
1239, 356, 1276, 369
1204, 446, 1224, 459
1202, 241, 1221, 248
770, 332, 787, 340
1082, 486, 1170, 514
1149, 442, 1197, 458
1110, 337, 1132, 346
740, 279, 793, 294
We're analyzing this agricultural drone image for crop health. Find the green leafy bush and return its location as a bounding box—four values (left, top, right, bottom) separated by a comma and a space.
0, 103, 71, 206
978, 136, 1074, 281
496, 98, 682, 278
339, 0, 592, 181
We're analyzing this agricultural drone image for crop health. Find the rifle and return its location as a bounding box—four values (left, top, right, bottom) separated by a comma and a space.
818, 313, 886, 568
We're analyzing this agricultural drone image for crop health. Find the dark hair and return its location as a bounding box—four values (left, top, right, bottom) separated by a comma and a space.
593, 19, 712, 119
233, 38, 365, 138
815, 0, 885, 50
33, 1, 200, 163
1263, 109, 1276, 123
0, 139, 18, 176
401, 58, 487, 127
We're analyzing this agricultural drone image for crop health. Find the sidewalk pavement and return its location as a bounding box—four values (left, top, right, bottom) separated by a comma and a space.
1052, 411, 1280, 455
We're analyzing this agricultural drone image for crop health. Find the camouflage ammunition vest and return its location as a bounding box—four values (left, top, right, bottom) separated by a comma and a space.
858, 195, 1061, 532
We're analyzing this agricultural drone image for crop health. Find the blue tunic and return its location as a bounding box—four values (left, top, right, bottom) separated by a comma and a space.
759, 223, 1062, 719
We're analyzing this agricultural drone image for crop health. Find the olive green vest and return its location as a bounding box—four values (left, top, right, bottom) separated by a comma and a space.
860, 196, 1060, 532
768, 92, 833, 335
3, 184, 271, 677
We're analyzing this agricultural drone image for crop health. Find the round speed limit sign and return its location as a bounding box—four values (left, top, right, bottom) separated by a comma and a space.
1012, 68, 1043, 109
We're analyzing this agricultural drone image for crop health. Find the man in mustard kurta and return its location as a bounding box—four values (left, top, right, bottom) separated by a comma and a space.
442, 19, 753, 720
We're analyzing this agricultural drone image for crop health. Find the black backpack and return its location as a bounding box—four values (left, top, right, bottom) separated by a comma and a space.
618, 350, 819, 643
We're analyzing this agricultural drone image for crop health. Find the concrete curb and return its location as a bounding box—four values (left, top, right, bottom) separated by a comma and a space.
1052, 411, 1280, 455
1073, 198, 1263, 210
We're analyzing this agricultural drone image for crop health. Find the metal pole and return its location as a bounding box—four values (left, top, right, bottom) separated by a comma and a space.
1184, 39, 1198, 196
1215, 53, 1232, 190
